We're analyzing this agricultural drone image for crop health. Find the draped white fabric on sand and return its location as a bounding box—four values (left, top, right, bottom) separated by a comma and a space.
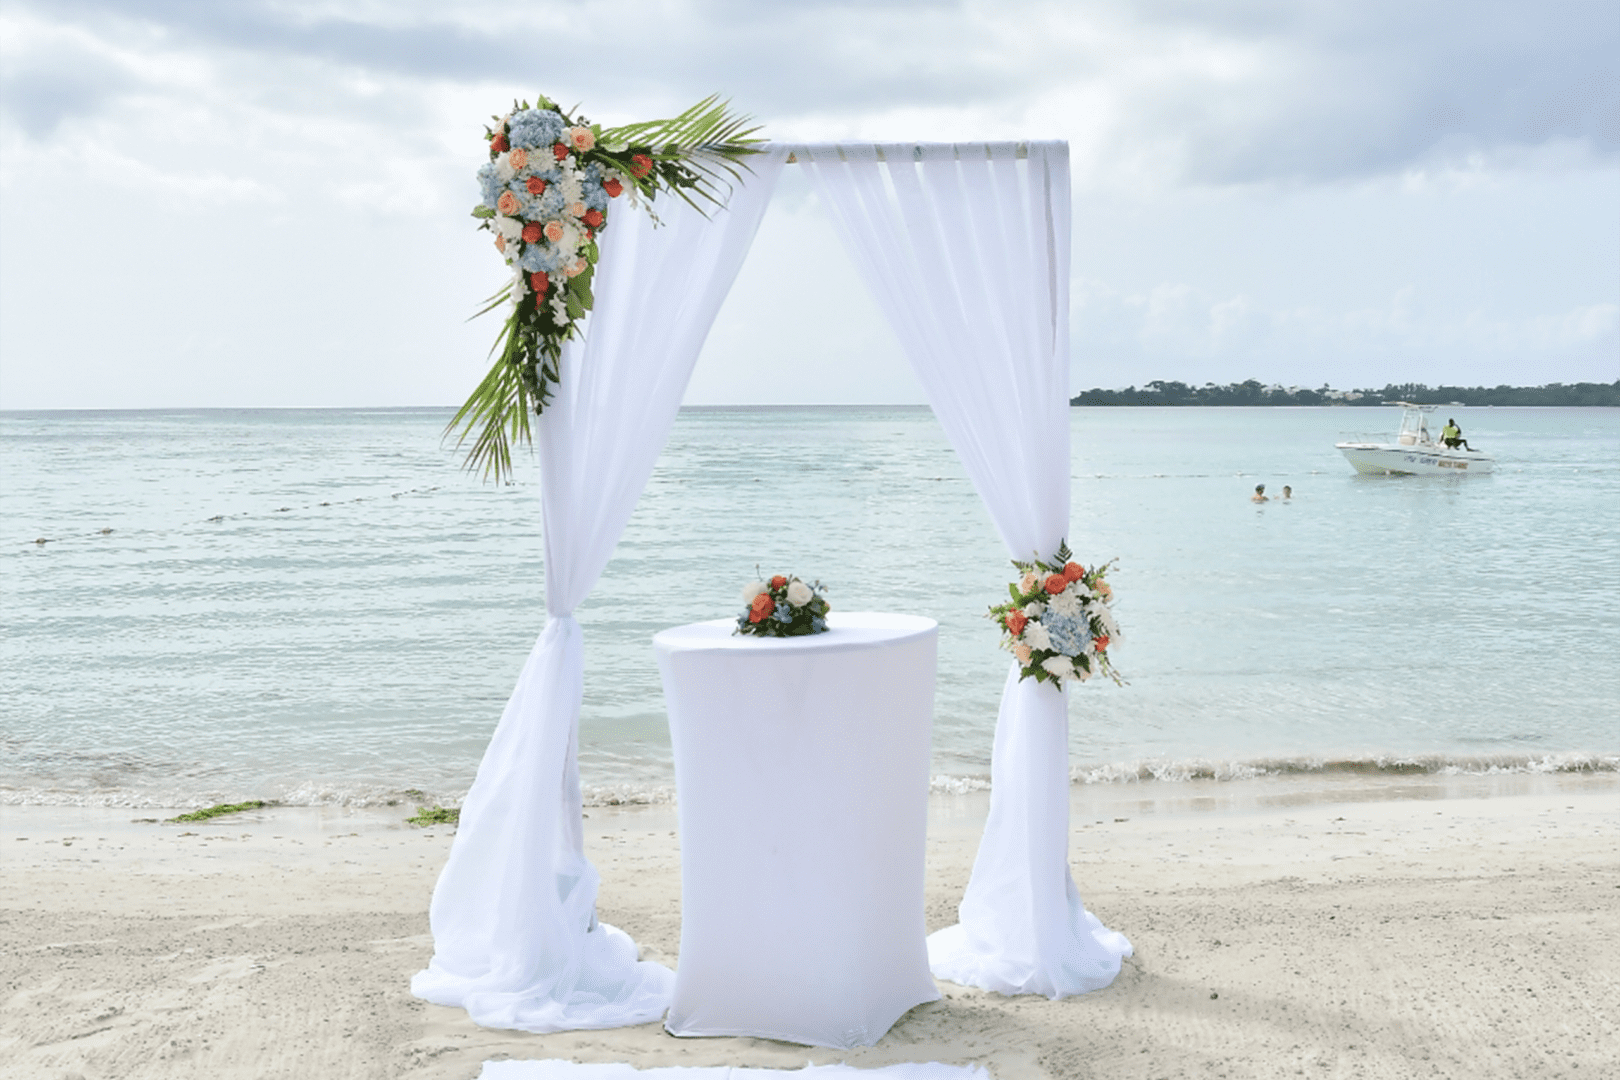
479, 1062, 988, 1080
411, 147, 788, 1032
798, 141, 1133, 997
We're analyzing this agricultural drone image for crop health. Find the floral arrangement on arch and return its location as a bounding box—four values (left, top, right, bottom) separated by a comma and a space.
447, 93, 763, 483
990, 542, 1122, 685
736, 574, 831, 638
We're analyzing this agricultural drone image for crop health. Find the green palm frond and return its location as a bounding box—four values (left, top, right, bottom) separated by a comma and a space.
602, 94, 764, 206
444, 328, 534, 484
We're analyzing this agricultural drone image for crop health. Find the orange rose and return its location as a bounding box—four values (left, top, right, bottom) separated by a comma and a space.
602, 177, 623, 198
770, 575, 787, 588
1005, 610, 1028, 636
583, 209, 604, 227
521, 222, 542, 244
526, 176, 547, 195
529, 271, 549, 294
508, 147, 528, 170
490, 133, 508, 152
1044, 574, 1067, 595
1063, 561, 1084, 582
552, 143, 570, 160
629, 154, 652, 178
750, 594, 775, 622
1094, 635, 1110, 651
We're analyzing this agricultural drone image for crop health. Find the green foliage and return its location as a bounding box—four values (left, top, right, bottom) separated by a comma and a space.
407, 806, 460, 827
1071, 379, 1620, 407
166, 800, 268, 823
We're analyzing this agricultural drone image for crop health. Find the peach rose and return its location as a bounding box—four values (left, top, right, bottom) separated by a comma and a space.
1013, 644, 1033, 665
568, 127, 596, 152
1096, 581, 1112, 599
544, 220, 565, 243
494, 235, 506, 252
1044, 574, 1068, 595
496, 191, 521, 215
1063, 561, 1084, 582
568, 201, 586, 218
508, 147, 528, 170
565, 257, 587, 277
1019, 571, 1040, 593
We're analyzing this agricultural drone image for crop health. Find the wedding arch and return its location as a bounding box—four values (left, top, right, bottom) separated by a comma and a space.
411, 141, 1132, 1034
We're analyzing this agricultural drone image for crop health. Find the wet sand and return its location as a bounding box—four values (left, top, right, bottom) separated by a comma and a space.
2, 771, 1616, 1079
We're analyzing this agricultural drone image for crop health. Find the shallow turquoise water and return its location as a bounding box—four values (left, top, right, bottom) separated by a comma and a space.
2, 406, 1615, 807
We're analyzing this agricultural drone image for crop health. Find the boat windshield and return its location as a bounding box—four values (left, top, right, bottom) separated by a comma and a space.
1394, 403, 1436, 446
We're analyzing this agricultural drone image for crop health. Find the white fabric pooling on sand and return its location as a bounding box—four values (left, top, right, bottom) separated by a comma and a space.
480, 1063, 990, 1080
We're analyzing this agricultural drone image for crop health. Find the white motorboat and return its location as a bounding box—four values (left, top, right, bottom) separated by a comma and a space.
1335, 403, 1495, 475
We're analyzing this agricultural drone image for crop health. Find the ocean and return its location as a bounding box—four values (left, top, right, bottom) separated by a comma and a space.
3, 405, 1616, 809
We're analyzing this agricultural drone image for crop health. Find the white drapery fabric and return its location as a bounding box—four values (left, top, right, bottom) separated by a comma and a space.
412, 148, 788, 1031
798, 141, 1133, 997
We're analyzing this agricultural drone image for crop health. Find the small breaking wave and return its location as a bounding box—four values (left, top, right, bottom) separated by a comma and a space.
1065, 751, 1619, 785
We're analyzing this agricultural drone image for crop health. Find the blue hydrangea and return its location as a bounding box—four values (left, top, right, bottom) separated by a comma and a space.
519, 242, 565, 273
507, 108, 565, 150
1042, 610, 1091, 656
581, 164, 610, 211
773, 605, 793, 624
476, 162, 504, 208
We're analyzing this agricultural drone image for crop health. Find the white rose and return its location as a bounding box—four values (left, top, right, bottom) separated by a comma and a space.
1041, 655, 1075, 680
495, 154, 516, 182
1022, 600, 1046, 618
493, 215, 523, 240
1046, 590, 1082, 617
786, 580, 812, 606
1023, 622, 1053, 652
741, 581, 767, 604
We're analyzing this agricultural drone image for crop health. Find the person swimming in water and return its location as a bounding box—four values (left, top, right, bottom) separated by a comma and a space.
1251, 484, 1268, 503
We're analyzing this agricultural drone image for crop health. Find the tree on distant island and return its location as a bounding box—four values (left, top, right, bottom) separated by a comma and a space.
1069, 379, 1620, 407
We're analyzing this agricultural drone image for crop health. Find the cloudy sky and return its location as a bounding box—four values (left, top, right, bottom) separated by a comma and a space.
1, 0, 1615, 408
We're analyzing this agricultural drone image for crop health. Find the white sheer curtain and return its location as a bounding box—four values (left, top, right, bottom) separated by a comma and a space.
412, 148, 788, 1032
798, 141, 1132, 997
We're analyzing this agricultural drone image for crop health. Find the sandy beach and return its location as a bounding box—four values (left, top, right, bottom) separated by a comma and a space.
3, 771, 1616, 1080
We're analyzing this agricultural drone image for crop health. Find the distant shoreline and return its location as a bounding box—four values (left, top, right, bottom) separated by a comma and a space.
1071, 378, 1620, 407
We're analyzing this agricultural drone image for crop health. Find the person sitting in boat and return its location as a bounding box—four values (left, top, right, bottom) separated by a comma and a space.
1441, 419, 1472, 451
1251, 484, 1268, 502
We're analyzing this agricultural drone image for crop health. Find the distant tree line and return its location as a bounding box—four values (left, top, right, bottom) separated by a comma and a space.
1070, 379, 1620, 407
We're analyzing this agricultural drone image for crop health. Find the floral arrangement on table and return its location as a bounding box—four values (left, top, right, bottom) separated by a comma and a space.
990, 542, 1123, 685
447, 93, 763, 482
736, 574, 831, 638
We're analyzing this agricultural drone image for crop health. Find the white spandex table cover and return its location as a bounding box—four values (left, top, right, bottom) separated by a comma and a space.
654, 612, 941, 1049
